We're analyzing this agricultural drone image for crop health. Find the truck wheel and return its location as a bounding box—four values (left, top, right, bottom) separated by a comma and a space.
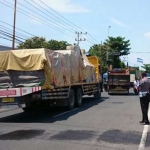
94, 88, 101, 99
22, 107, 32, 112
108, 91, 111, 95
67, 89, 75, 110
76, 88, 82, 107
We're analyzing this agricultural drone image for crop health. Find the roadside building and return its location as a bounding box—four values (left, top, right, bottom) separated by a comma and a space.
0, 45, 12, 51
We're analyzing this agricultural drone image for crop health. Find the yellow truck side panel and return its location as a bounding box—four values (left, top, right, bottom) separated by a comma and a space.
87, 56, 99, 82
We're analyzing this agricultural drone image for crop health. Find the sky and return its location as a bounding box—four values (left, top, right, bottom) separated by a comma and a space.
0, 0, 150, 68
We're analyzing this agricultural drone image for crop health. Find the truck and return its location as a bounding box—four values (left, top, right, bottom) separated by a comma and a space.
0, 46, 102, 111
107, 68, 130, 94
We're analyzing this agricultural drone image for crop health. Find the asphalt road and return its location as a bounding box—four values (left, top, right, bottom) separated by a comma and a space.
0, 90, 150, 150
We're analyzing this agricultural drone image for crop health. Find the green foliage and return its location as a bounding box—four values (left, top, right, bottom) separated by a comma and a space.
17, 36, 47, 49
47, 40, 70, 50
103, 36, 130, 68
89, 44, 100, 58
141, 64, 150, 72
88, 36, 131, 72
17, 36, 71, 50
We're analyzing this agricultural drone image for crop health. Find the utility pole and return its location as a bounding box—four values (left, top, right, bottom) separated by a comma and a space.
106, 26, 111, 64
75, 32, 87, 46
100, 41, 103, 86
12, 0, 17, 50
99, 41, 104, 92
100, 41, 103, 74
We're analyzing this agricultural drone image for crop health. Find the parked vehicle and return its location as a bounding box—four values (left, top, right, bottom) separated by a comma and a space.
0, 46, 102, 111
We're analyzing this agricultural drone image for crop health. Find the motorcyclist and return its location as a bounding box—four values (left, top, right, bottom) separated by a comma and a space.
133, 77, 140, 94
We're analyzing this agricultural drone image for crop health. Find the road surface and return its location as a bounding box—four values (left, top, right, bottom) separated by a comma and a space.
0, 90, 150, 150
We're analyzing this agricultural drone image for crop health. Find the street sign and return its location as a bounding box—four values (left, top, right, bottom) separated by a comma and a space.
137, 58, 143, 63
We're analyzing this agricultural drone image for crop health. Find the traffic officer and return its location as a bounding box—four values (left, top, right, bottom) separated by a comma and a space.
139, 72, 150, 125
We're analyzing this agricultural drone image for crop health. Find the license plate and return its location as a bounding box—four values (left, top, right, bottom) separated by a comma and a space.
2, 98, 15, 103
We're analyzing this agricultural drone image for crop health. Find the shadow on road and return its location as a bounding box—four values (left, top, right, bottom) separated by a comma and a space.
98, 129, 141, 145
0, 96, 109, 123
108, 92, 139, 96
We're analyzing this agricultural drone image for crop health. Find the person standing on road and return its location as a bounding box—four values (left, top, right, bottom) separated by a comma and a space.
139, 72, 150, 125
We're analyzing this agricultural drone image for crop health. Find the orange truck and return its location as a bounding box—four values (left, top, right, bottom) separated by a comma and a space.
107, 68, 130, 94
0, 46, 102, 111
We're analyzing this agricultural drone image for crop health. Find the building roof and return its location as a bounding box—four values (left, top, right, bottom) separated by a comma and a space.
0, 45, 12, 51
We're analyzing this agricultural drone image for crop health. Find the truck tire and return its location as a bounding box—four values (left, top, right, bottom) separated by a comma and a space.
22, 107, 32, 112
67, 89, 75, 110
94, 88, 101, 99
75, 88, 82, 107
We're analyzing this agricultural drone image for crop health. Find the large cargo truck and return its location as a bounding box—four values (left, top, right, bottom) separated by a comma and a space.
107, 68, 130, 94
0, 46, 102, 111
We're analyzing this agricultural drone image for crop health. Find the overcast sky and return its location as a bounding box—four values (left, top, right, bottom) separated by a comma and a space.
0, 0, 150, 67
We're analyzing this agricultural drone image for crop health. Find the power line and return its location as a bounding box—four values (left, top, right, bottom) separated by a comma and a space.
0, 30, 24, 43
1, 0, 76, 39
0, 25, 30, 39
24, 0, 78, 32
0, 36, 21, 44
38, 0, 85, 32
36, 0, 99, 44
0, 20, 35, 37
0, 0, 98, 47
17, 0, 75, 34
3, 0, 74, 35
0, 30, 26, 41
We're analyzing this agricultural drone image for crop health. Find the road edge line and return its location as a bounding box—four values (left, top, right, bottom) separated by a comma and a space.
138, 110, 150, 150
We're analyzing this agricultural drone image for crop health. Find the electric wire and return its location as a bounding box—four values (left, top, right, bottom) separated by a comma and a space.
23, 0, 77, 33
0, 0, 76, 38
16, 0, 75, 34
0, 25, 30, 39
0, 0, 97, 47
38, 0, 99, 43
0, 30, 24, 43
0, 20, 35, 37
25, 0, 97, 45
0, 30, 26, 41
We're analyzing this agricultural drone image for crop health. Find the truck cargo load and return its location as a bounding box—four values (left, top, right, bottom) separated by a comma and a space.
0, 46, 96, 90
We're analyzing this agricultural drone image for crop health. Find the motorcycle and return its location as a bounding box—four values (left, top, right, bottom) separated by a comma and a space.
133, 85, 139, 94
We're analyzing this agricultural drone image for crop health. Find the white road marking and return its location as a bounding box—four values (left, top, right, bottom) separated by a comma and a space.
138, 110, 150, 150
53, 108, 78, 118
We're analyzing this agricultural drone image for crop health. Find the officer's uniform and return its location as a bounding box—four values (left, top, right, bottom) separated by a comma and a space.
139, 77, 150, 124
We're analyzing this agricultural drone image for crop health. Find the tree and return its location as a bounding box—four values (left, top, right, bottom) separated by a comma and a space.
89, 44, 100, 58
17, 36, 71, 50
141, 64, 150, 72
17, 36, 47, 49
88, 36, 130, 72
47, 40, 70, 50
103, 36, 130, 68
89, 44, 104, 70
